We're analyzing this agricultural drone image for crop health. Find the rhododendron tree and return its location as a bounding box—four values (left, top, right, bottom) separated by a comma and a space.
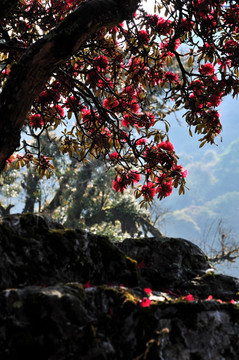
1, 0, 239, 206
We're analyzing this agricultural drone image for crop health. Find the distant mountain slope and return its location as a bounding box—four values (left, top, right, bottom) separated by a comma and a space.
158, 140, 239, 238
152, 96, 239, 276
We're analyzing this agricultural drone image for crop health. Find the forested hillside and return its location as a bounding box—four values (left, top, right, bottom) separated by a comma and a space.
157, 96, 239, 276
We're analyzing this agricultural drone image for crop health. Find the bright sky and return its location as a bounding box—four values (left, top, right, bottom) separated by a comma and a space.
142, 0, 156, 14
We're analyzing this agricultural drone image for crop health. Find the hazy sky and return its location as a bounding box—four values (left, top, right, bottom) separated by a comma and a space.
142, 0, 155, 13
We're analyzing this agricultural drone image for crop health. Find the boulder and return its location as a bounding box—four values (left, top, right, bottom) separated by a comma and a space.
116, 236, 210, 290
0, 213, 137, 289
0, 213, 238, 359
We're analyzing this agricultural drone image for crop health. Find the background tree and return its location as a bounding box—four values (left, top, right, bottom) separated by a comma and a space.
1, 132, 164, 239
0, 168, 20, 216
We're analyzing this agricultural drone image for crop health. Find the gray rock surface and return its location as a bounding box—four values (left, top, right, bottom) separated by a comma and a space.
0, 213, 238, 359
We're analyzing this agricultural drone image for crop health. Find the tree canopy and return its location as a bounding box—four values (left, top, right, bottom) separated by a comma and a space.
0, 0, 239, 206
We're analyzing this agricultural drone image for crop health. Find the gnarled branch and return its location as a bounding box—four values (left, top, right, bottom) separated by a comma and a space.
0, 0, 140, 171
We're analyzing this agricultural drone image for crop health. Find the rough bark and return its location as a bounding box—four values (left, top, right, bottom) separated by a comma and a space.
22, 170, 40, 213
43, 175, 70, 213
0, 0, 140, 171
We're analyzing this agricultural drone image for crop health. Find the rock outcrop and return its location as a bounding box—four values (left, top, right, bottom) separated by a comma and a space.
0, 213, 238, 359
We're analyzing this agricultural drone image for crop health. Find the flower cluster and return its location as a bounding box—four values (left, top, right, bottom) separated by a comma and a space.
146, 15, 172, 35
199, 63, 215, 76
112, 170, 141, 193
2, 0, 239, 202
156, 174, 173, 198
122, 112, 155, 129
65, 96, 83, 111
144, 141, 175, 170
140, 182, 156, 201
29, 114, 44, 129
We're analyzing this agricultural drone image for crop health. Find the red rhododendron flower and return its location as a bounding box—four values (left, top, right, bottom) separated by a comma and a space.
29, 114, 44, 129
157, 181, 173, 197
144, 288, 152, 295
103, 98, 119, 110
87, 70, 100, 85
82, 280, 91, 289
121, 86, 137, 97
6, 155, 15, 164
36, 89, 60, 104
182, 169, 188, 178
164, 71, 179, 83
51, 81, 62, 92
146, 14, 160, 27
144, 144, 175, 169
136, 260, 145, 269
66, 0, 81, 7
158, 141, 174, 152
36, 155, 52, 172
207, 94, 222, 107
156, 17, 172, 35
112, 169, 140, 192
180, 18, 193, 30
192, 0, 207, 8
189, 79, 205, 94
138, 298, 152, 307
138, 30, 150, 44
136, 138, 147, 146
81, 108, 92, 121
140, 182, 156, 199
122, 114, 132, 127
128, 170, 141, 184
160, 39, 180, 55
137, 113, 155, 128
112, 177, 128, 193
156, 173, 173, 197
189, 93, 208, 111
65, 96, 83, 110
172, 164, 188, 178
218, 59, 232, 70
204, 110, 222, 134
128, 58, 146, 80
93, 55, 109, 70
109, 151, 120, 160
53, 104, 64, 117
184, 294, 195, 301
82, 108, 99, 124
224, 40, 238, 54
36, 90, 51, 104
97, 77, 113, 89
199, 63, 215, 76
129, 101, 140, 113
123, 113, 154, 128
2, 68, 11, 76
93, 128, 112, 148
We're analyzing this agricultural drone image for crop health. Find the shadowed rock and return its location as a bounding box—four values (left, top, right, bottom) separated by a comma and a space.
0, 213, 238, 359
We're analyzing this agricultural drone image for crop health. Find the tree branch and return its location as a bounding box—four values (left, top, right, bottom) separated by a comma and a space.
0, 0, 140, 171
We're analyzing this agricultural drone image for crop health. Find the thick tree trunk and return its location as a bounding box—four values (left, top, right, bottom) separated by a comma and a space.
0, 0, 140, 171
0, 0, 19, 19
22, 170, 40, 213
